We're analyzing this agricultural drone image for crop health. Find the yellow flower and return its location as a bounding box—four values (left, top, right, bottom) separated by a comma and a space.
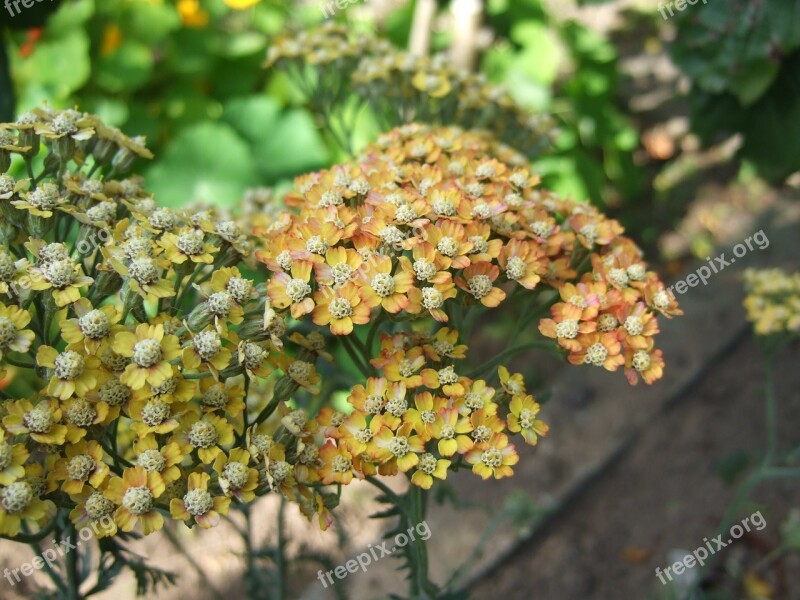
182, 328, 233, 378
28, 259, 93, 307
36, 347, 100, 400
158, 227, 218, 265
170, 471, 230, 529
0, 434, 28, 485
465, 433, 518, 480
60, 298, 125, 354
0, 303, 35, 360
0, 480, 55, 536
3, 399, 72, 445
410, 453, 450, 490
133, 436, 184, 489
507, 395, 549, 446
68, 488, 118, 538
224, 0, 261, 8
178, 0, 209, 27
113, 324, 181, 390
105, 466, 165, 535
172, 414, 234, 465
213, 449, 258, 502
53, 440, 109, 496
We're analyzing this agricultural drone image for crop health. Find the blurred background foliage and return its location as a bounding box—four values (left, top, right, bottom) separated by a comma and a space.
0, 0, 797, 225
0, 0, 648, 211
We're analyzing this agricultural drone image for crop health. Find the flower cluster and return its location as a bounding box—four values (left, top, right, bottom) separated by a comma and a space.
265, 24, 556, 158
0, 108, 339, 538
256, 123, 679, 385
743, 268, 800, 337
316, 328, 547, 487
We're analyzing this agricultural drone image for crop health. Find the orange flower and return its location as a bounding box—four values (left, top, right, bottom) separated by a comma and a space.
312, 283, 371, 335
105, 466, 165, 535
358, 254, 414, 314
465, 433, 519, 480
456, 262, 506, 307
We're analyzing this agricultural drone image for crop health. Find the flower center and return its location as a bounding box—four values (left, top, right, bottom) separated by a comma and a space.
467, 275, 493, 299
480, 448, 502, 468
388, 436, 410, 457
85, 491, 114, 520
286, 279, 311, 302
43, 260, 76, 288
624, 316, 644, 336
305, 235, 328, 255
67, 455, 96, 481
79, 310, 111, 339
183, 489, 213, 516
66, 399, 96, 427
332, 455, 353, 473
0, 318, 17, 347
328, 297, 353, 319
133, 338, 162, 368
585, 343, 609, 366
506, 256, 527, 280
632, 350, 651, 372
419, 453, 437, 474
222, 462, 249, 488
193, 331, 222, 361
122, 486, 154, 516
555, 319, 579, 339
138, 449, 166, 472
141, 399, 170, 426
24, 405, 54, 433
188, 420, 218, 448
1, 481, 34, 513
413, 259, 437, 282
437, 237, 459, 257
371, 273, 396, 297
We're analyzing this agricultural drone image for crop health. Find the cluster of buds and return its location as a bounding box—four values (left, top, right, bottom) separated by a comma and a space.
0, 108, 340, 538
265, 23, 556, 158
315, 328, 548, 487
743, 268, 800, 338
256, 123, 680, 387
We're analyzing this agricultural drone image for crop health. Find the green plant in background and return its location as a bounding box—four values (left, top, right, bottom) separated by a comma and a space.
666, 268, 800, 600
2, 0, 331, 206
670, 0, 800, 182
480, 0, 645, 209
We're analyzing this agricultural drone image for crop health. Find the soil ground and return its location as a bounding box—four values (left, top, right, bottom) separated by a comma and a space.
471, 336, 800, 600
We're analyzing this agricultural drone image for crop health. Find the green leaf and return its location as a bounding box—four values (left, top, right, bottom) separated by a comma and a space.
145, 122, 259, 207
122, 0, 181, 45
222, 96, 330, 181
95, 40, 154, 93
11, 29, 90, 102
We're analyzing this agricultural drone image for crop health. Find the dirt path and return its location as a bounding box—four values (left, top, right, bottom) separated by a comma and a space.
471, 336, 800, 599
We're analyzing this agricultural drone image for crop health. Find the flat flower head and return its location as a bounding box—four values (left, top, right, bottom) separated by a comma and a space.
114, 324, 181, 390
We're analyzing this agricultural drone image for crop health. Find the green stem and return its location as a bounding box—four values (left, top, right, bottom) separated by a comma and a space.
763, 358, 777, 467
466, 341, 557, 379
4, 354, 36, 369
341, 336, 371, 378
65, 524, 80, 600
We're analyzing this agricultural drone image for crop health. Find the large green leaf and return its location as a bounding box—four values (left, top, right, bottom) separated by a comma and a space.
222, 96, 330, 182
11, 29, 90, 103
145, 122, 259, 207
